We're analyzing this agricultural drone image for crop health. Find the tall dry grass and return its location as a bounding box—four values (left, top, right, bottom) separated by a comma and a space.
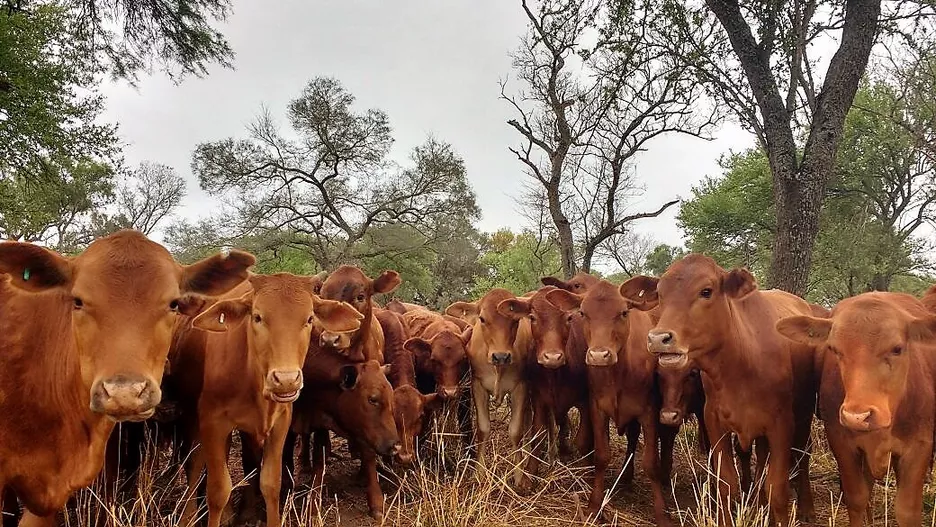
47, 408, 936, 526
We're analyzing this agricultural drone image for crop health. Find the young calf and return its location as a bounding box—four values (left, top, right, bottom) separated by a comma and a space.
777, 292, 936, 526
497, 286, 592, 477
548, 280, 676, 525
446, 288, 532, 491
174, 274, 362, 527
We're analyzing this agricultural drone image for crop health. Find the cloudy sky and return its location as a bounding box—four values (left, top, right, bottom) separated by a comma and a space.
99, 0, 754, 249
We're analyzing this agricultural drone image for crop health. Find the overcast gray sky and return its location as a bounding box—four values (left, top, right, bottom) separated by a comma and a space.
99, 0, 755, 250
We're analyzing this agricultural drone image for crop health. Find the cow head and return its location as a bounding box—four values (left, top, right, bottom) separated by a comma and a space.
336, 360, 401, 456
0, 230, 255, 422
318, 266, 400, 355
192, 273, 363, 403
657, 362, 703, 426
621, 254, 755, 369
547, 280, 638, 367
446, 289, 520, 366
392, 384, 438, 466
776, 294, 936, 432
404, 326, 471, 398
540, 272, 600, 294
498, 286, 569, 369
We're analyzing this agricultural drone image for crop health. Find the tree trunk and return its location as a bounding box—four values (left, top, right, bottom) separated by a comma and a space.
546, 183, 577, 279
768, 163, 825, 296
868, 273, 891, 291
580, 243, 595, 274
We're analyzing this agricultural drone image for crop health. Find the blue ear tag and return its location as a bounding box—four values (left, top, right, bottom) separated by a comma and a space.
22, 268, 30, 282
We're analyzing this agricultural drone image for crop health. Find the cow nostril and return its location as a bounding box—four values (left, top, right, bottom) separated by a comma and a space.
132, 381, 147, 397
661, 333, 673, 345
392, 442, 402, 454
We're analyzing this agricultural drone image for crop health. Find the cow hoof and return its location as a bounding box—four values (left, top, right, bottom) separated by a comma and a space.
369, 509, 384, 522
585, 507, 609, 524
514, 475, 533, 495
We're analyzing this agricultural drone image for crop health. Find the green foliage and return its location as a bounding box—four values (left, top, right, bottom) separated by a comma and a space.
471, 229, 561, 298
644, 244, 685, 276
0, 3, 118, 175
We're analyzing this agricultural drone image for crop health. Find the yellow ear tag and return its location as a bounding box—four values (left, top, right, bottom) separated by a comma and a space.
219, 312, 226, 325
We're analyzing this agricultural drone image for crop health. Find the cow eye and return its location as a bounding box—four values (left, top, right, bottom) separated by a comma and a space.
356, 294, 366, 303
891, 346, 903, 356
700, 288, 713, 299
368, 395, 379, 406
253, 314, 262, 323
478, 316, 486, 324
573, 284, 581, 289
73, 297, 83, 310
528, 315, 536, 323
169, 300, 180, 312
620, 310, 628, 318
307, 315, 315, 325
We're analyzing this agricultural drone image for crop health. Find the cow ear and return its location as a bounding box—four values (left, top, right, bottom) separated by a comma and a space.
445, 301, 480, 325
460, 326, 473, 345
497, 298, 531, 320
310, 271, 327, 295
908, 315, 936, 342
422, 392, 440, 409
723, 268, 757, 299
404, 337, 433, 360
540, 276, 568, 290
546, 289, 583, 312
175, 293, 213, 317
339, 364, 361, 391
312, 297, 364, 333
182, 249, 256, 297
620, 276, 659, 311
775, 316, 831, 346
371, 270, 401, 294
0, 242, 73, 292
192, 293, 253, 333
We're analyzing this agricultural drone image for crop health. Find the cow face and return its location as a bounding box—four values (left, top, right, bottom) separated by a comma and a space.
777, 294, 936, 432
657, 362, 703, 426
318, 266, 400, 354
540, 272, 599, 294
547, 281, 635, 367
392, 385, 438, 466
404, 327, 471, 398
498, 286, 569, 369
192, 273, 363, 403
446, 289, 519, 366
336, 360, 401, 456
0, 230, 256, 422
620, 254, 756, 369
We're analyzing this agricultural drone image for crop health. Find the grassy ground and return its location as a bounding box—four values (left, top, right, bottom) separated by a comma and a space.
61, 403, 936, 527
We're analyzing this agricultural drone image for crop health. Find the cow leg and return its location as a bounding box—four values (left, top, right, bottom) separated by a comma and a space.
472, 378, 491, 466
526, 397, 548, 478
659, 423, 677, 493
735, 437, 753, 492
181, 439, 207, 527
640, 414, 672, 527
308, 429, 329, 518
457, 390, 473, 452
556, 411, 572, 460
261, 411, 291, 527
695, 409, 711, 454
573, 403, 594, 464
790, 410, 815, 522
203, 424, 234, 527
829, 434, 871, 526
586, 402, 611, 519
764, 427, 792, 527
894, 445, 928, 527
509, 383, 532, 493
281, 429, 297, 493
361, 448, 384, 521
238, 431, 263, 525
297, 432, 314, 478
621, 420, 640, 484
16, 512, 54, 527
703, 409, 737, 527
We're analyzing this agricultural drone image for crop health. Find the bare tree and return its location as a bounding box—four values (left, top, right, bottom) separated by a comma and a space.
658, 0, 935, 295
191, 77, 480, 269
503, 0, 717, 278
114, 162, 186, 234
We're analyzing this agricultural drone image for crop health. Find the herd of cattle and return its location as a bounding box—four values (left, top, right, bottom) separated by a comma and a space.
0, 229, 933, 527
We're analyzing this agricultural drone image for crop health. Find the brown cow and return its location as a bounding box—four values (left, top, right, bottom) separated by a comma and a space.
497, 286, 592, 478
385, 299, 427, 314
446, 289, 532, 491
777, 292, 936, 526
316, 266, 400, 362
0, 230, 255, 525
541, 272, 600, 293
921, 283, 936, 313
377, 309, 438, 466
547, 281, 676, 525
172, 274, 362, 527
621, 254, 818, 525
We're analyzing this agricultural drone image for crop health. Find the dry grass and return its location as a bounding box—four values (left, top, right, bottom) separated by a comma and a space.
49, 404, 936, 527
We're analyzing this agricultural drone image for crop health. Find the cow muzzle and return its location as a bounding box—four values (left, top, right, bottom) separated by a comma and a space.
538, 350, 566, 368
490, 351, 512, 366
648, 330, 688, 368
840, 403, 890, 431
319, 331, 343, 349
441, 386, 459, 399
90, 374, 161, 422
586, 347, 616, 366
379, 439, 403, 458
266, 369, 303, 403
659, 409, 683, 426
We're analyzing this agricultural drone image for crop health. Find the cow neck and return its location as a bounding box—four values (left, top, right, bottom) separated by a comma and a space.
691, 295, 763, 392
0, 287, 114, 462
242, 324, 268, 403
348, 300, 374, 357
